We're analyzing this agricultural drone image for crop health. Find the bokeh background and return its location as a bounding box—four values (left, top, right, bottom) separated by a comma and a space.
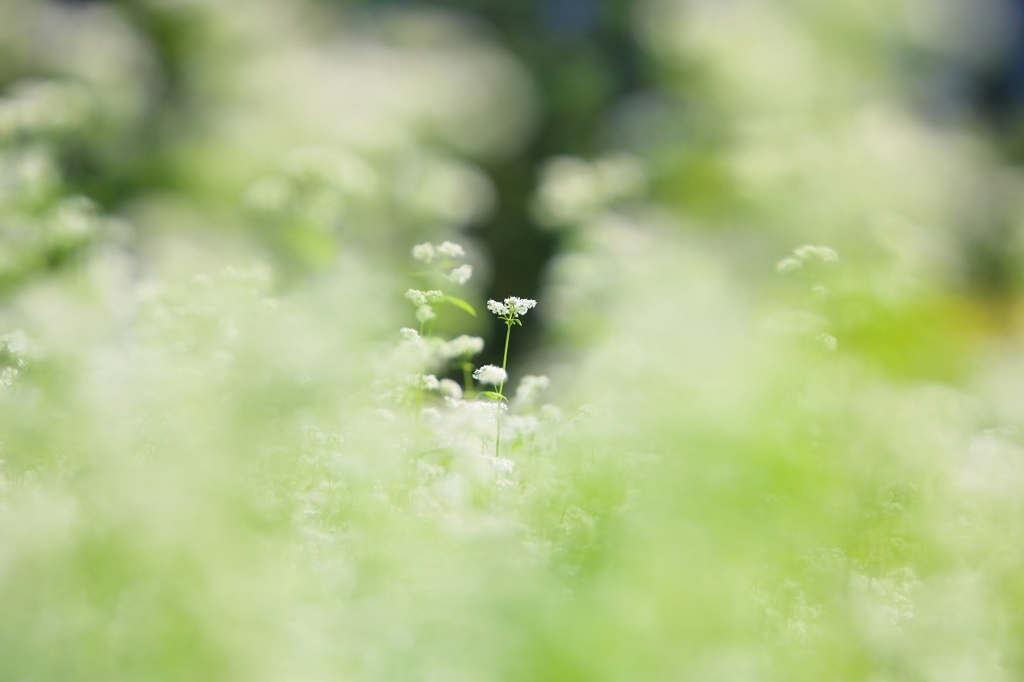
6, 0, 1024, 679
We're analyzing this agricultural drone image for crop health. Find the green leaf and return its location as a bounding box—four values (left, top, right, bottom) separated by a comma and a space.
480, 391, 508, 402
444, 296, 476, 317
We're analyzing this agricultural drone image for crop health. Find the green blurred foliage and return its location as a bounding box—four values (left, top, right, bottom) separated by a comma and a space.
3, 0, 1024, 680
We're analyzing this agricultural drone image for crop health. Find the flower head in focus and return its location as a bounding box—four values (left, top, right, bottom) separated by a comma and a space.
487, 296, 536, 324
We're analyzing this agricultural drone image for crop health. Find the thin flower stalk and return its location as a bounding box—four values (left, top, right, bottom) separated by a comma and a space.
485, 296, 537, 456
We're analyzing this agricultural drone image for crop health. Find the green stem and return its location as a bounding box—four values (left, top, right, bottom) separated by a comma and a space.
499, 321, 512, 391
495, 320, 513, 457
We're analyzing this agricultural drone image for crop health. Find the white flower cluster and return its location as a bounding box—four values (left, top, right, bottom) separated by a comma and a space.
405, 289, 444, 306
395, 247, 546, 451
438, 335, 484, 361
411, 241, 473, 286
406, 289, 444, 322
412, 241, 465, 263
776, 245, 839, 274
472, 364, 507, 386
412, 243, 436, 263
449, 264, 473, 285
487, 297, 537, 319
438, 378, 462, 400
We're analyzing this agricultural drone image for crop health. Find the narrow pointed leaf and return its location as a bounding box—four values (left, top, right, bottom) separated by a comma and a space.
444, 296, 476, 317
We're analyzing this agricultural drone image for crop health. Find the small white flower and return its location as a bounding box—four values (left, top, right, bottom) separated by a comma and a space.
421, 374, 440, 391
416, 305, 435, 322
473, 364, 507, 386
487, 296, 537, 319
399, 327, 420, 341
486, 299, 510, 316
506, 297, 536, 317
406, 289, 444, 306
448, 264, 473, 285
436, 241, 465, 259
412, 242, 435, 263
439, 378, 463, 399
438, 335, 484, 360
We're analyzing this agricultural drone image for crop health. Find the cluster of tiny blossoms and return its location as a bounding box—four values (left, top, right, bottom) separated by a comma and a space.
397, 242, 549, 458
413, 241, 473, 285
486, 297, 537, 321
405, 289, 444, 322
406, 241, 475, 324
473, 365, 507, 386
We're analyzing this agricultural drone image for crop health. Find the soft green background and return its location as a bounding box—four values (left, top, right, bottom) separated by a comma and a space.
2, 0, 1024, 680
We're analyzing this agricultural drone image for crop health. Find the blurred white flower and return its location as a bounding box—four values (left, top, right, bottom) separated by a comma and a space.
449, 264, 473, 285
406, 289, 444, 306
776, 256, 802, 274
794, 245, 839, 263
412, 242, 435, 263
438, 335, 484, 360
436, 241, 465, 259
473, 364, 507, 386
416, 305, 435, 322
439, 378, 463, 400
